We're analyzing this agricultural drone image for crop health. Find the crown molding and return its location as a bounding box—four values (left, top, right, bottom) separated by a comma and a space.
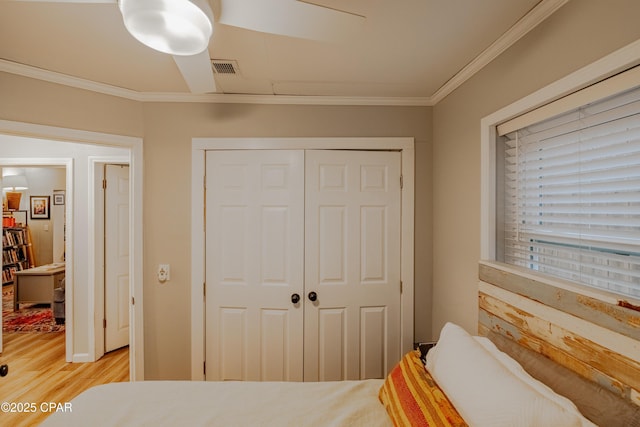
0, 0, 567, 107
430, 0, 570, 104
140, 91, 435, 106
0, 59, 433, 106
0, 59, 144, 100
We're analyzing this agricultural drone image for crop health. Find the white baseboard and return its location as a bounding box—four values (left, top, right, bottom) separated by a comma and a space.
72, 353, 92, 363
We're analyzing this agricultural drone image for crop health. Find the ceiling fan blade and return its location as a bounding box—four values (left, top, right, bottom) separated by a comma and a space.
173, 50, 217, 94
217, 0, 365, 41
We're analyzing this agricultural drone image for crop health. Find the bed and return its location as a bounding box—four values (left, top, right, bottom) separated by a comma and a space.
43, 263, 640, 427
40, 379, 390, 427
41, 320, 640, 427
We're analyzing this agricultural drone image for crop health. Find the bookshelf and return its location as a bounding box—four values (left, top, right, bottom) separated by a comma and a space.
2, 211, 34, 286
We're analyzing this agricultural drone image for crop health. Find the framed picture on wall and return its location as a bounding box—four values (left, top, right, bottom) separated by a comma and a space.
30, 196, 50, 219
53, 190, 65, 205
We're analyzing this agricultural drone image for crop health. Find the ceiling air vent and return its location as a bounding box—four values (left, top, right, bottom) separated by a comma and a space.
211, 60, 240, 75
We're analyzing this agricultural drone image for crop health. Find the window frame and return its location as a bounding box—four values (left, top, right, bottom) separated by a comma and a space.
481, 39, 640, 304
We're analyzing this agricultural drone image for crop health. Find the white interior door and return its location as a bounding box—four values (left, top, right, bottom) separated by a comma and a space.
304, 150, 402, 381
104, 164, 130, 353
205, 150, 305, 381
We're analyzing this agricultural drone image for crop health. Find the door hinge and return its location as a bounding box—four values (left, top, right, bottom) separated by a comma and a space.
400, 174, 403, 189
203, 176, 207, 233
203, 282, 206, 299
400, 281, 403, 294
203, 361, 206, 376
102, 178, 107, 189
131, 296, 135, 305
103, 318, 107, 329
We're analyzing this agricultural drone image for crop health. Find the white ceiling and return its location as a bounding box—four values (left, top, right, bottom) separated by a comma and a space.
0, 0, 567, 105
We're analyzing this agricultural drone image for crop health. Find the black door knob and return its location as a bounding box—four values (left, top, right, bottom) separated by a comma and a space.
308, 291, 318, 302
291, 293, 301, 304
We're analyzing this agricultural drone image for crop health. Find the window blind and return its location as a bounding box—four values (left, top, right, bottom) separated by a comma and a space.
501, 84, 640, 298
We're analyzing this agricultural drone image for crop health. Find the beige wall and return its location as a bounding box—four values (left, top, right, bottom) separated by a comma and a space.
431, 0, 640, 336
0, 72, 431, 378
141, 103, 432, 378
0, 74, 144, 137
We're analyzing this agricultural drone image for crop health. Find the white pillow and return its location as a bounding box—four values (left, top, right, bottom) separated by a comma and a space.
474, 336, 596, 427
425, 322, 582, 427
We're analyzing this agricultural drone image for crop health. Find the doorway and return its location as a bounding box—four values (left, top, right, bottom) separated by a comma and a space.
2, 166, 67, 342
1, 160, 72, 361
92, 161, 131, 359
0, 121, 144, 380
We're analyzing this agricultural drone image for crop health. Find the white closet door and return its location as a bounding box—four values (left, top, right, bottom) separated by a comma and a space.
205, 150, 305, 381
304, 150, 402, 381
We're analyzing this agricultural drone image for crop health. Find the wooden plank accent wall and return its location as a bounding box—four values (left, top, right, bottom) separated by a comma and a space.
478, 262, 640, 407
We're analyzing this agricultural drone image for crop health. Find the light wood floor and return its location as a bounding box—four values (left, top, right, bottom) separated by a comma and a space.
0, 332, 129, 427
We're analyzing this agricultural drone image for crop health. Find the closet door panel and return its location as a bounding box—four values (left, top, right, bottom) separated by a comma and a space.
318, 307, 346, 381
206, 150, 304, 381
304, 150, 402, 381
318, 206, 346, 283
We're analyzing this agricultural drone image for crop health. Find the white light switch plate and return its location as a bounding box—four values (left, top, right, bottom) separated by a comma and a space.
158, 264, 170, 282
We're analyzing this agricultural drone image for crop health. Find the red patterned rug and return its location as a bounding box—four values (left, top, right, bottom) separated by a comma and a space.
2, 285, 65, 333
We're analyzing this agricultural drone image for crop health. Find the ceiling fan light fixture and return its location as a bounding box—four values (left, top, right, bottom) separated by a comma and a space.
119, 0, 213, 56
